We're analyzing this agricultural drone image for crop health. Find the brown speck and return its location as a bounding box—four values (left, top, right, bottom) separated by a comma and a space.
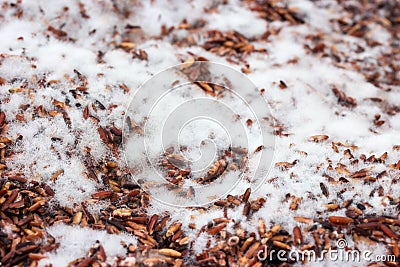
279, 80, 287, 89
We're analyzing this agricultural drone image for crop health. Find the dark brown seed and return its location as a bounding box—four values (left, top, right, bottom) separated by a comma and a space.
258, 219, 266, 237
332, 142, 339, 153
328, 216, 354, 225
351, 169, 368, 178
9, 176, 27, 183
326, 203, 339, 211
17, 215, 33, 227
245, 242, 260, 258
27, 199, 46, 211
158, 248, 182, 258
81, 202, 95, 223
110, 126, 122, 136
1, 189, 18, 211
83, 105, 89, 120
332, 87, 357, 107
147, 214, 158, 235
379, 152, 387, 162
97, 244, 106, 261
380, 224, 398, 239
119, 84, 130, 93
128, 189, 141, 197
154, 216, 170, 232
167, 155, 187, 169
89, 115, 100, 124
309, 135, 329, 142
41, 183, 55, 196
275, 161, 295, 169
246, 119, 253, 127
293, 226, 302, 245
214, 200, 228, 206
320, 182, 329, 197
171, 229, 183, 242
254, 145, 264, 153
344, 149, 354, 159
207, 222, 227, 235
59, 110, 70, 127
279, 80, 287, 89
16, 244, 37, 254
242, 188, 251, 202
48, 26, 67, 38
95, 100, 106, 110
0, 111, 5, 127
1, 250, 14, 265
28, 253, 47, 260
92, 191, 113, 199
107, 219, 126, 231
98, 126, 109, 144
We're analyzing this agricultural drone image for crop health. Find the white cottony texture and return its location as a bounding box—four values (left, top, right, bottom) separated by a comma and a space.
38, 224, 137, 267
